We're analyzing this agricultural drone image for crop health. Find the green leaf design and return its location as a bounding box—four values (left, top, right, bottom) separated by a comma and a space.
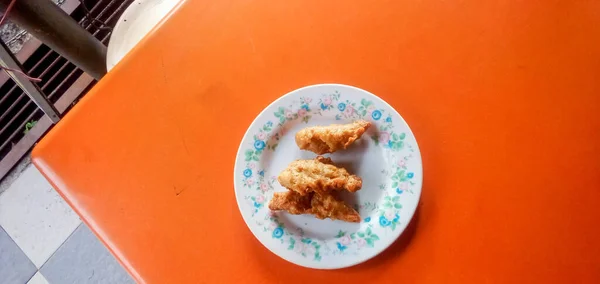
366, 238, 374, 247
357, 232, 365, 238
301, 238, 312, 244
383, 202, 392, 209
361, 98, 367, 106
391, 141, 404, 150
288, 238, 296, 250
361, 110, 367, 117
384, 196, 391, 201
314, 253, 321, 261
336, 230, 346, 238
392, 133, 399, 141
399, 133, 406, 140
371, 234, 380, 241
371, 135, 379, 145
394, 203, 402, 209
391, 222, 397, 230
350, 233, 356, 239
252, 155, 259, 161
391, 181, 398, 188
392, 196, 400, 202
366, 227, 372, 235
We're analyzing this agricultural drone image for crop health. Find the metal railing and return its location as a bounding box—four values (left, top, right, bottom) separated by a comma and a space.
0, 0, 133, 180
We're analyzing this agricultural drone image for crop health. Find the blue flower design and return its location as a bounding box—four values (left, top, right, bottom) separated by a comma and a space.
243, 169, 252, 177
407, 172, 414, 179
379, 215, 391, 227
385, 116, 392, 123
266, 121, 273, 127
396, 188, 403, 194
320, 103, 327, 110
254, 202, 263, 209
337, 103, 346, 111
301, 104, 310, 111
336, 242, 347, 251
364, 217, 371, 223
387, 140, 393, 147
272, 227, 284, 238
393, 214, 400, 223
254, 140, 265, 150
258, 170, 265, 177
372, 110, 382, 120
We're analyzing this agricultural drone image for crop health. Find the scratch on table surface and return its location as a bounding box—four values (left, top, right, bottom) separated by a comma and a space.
249, 35, 257, 54
247, 30, 264, 65
177, 125, 190, 155
173, 185, 186, 196
160, 56, 168, 84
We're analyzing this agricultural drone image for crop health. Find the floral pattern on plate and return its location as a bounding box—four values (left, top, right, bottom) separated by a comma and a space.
235, 84, 422, 269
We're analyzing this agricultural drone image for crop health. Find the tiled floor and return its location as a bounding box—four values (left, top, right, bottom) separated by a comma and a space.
0, 163, 134, 284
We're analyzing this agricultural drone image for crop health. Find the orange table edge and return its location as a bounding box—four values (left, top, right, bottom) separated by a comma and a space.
32, 1, 600, 283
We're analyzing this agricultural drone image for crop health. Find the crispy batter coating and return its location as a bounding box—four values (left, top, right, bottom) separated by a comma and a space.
268, 191, 360, 223
310, 193, 360, 223
268, 191, 312, 214
295, 120, 372, 154
277, 156, 362, 196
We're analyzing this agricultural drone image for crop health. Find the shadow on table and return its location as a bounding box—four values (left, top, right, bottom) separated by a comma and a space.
353, 205, 421, 270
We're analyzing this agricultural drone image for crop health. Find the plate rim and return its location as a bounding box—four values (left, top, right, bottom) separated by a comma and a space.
233, 83, 423, 269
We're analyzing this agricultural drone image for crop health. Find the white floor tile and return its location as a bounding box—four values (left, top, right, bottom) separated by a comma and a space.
27, 272, 49, 284
0, 165, 81, 268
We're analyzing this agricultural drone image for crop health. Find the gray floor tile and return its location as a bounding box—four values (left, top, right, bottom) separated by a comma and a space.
40, 224, 134, 284
0, 226, 37, 284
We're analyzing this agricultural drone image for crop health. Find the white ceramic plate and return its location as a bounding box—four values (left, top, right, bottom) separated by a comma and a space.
106, 0, 179, 71
234, 84, 422, 269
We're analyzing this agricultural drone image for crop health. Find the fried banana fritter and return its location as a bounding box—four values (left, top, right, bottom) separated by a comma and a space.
310, 193, 360, 223
295, 120, 372, 154
268, 191, 312, 214
277, 156, 362, 196
268, 191, 360, 223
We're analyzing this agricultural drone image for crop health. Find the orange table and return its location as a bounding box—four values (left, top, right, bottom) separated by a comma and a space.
33, 1, 600, 283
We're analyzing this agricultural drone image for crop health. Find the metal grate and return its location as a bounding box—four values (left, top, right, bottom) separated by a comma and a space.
0, 0, 133, 178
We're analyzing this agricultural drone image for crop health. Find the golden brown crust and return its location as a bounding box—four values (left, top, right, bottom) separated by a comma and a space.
295, 120, 372, 154
310, 193, 360, 223
268, 191, 360, 223
268, 191, 312, 214
277, 156, 362, 196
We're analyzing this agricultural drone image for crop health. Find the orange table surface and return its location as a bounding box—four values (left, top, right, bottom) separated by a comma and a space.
33, 0, 600, 283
